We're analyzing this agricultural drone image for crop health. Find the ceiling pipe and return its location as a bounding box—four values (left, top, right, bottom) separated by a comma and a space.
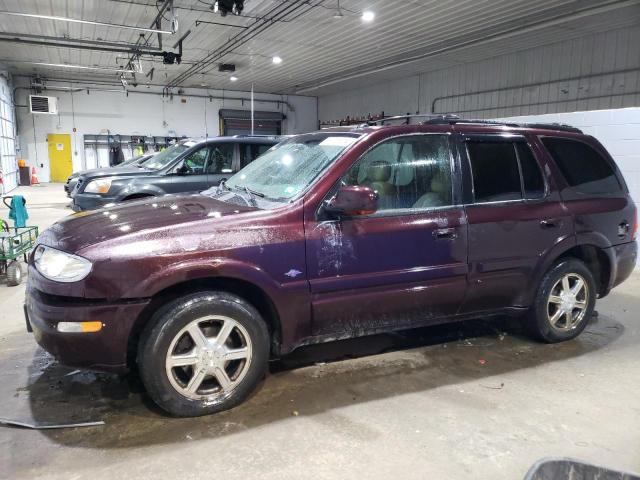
123, 0, 174, 75
13, 80, 293, 110
167, 0, 314, 88
0, 11, 174, 34
0, 37, 164, 56
0, 31, 162, 51
2, 60, 136, 73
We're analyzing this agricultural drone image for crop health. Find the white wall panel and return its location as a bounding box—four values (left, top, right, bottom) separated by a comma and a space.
15, 82, 317, 182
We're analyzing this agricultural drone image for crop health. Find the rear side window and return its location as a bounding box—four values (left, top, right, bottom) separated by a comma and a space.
207, 143, 234, 174
240, 143, 273, 168
542, 137, 622, 194
517, 143, 545, 199
467, 142, 522, 202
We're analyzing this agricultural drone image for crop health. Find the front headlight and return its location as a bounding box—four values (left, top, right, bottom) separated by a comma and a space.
84, 178, 113, 194
33, 245, 92, 282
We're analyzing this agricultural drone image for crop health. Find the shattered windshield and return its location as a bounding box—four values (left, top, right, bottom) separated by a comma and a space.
221, 132, 360, 204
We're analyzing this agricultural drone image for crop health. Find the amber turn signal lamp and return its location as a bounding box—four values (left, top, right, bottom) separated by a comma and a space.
57, 321, 103, 333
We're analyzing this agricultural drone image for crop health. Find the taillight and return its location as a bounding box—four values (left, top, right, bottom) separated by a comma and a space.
633, 210, 638, 241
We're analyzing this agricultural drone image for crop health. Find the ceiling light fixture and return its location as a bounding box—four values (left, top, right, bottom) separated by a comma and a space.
361, 10, 375, 22
230, 76, 238, 82
333, 0, 344, 19
272, 56, 283, 65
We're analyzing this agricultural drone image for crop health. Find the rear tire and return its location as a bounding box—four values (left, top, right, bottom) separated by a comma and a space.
526, 258, 596, 343
137, 291, 270, 417
6, 261, 22, 286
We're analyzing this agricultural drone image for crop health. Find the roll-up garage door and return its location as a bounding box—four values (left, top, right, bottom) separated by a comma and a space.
219, 109, 284, 136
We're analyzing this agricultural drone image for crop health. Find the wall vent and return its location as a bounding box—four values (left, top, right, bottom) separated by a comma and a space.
29, 95, 58, 114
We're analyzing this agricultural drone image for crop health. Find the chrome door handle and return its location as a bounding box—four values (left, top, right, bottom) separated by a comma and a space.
433, 228, 457, 240
540, 218, 562, 229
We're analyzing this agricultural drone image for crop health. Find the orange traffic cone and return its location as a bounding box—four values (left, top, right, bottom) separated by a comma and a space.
30, 167, 40, 185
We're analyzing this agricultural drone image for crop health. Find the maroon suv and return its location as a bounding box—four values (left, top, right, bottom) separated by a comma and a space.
26, 117, 637, 417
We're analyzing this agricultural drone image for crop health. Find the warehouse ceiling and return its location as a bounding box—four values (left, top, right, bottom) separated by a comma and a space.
0, 0, 638, 95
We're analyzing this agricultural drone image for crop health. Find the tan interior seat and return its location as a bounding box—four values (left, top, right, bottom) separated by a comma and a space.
412, 175, 449, 208
363, 160, 396, 209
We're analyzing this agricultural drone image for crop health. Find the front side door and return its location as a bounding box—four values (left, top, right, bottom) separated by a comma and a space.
458, 133, 573, 313
165, 146, 211, 193
304, 133, 468, 337
206, 143, 236, 187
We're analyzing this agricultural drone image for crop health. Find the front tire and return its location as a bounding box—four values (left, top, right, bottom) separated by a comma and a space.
527, 259, 596, 343
137, 291, 270, 417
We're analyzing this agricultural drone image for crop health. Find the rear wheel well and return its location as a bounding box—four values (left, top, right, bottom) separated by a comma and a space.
556, 245, 611, 296
127, 277, 281, 369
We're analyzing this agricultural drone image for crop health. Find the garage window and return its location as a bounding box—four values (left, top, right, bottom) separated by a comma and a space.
541, 137, 622, 194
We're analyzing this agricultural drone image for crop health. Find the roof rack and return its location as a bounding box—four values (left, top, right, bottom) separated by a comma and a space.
366, 114, 461, 126
423, 117, 582, 133
359, 113, 582, 134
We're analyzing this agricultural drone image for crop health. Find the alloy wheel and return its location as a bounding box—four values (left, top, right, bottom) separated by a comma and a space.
165, 315, 253, 400
547, 273, 589, 331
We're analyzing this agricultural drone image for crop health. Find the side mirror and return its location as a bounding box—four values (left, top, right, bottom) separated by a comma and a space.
324, 185, 378, 218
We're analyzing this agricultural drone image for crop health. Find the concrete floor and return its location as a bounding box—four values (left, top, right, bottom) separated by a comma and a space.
1, 183, 639, 479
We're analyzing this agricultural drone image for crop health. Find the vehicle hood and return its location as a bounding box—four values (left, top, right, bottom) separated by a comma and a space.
38, 194, 257, 253
78, 166, 153, 181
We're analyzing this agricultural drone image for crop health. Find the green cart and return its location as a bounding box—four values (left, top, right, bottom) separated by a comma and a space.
0, 221, 38, 286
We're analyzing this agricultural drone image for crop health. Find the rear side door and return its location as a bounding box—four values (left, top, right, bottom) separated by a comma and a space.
165, 145, 211, 193
304, 133, 469, 337
537, 136, 636, 248
458, 132, 574, 313
206, 142, 236, 187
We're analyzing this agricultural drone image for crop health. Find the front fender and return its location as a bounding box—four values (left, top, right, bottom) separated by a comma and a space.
117, 183, 166, 199
130, 257, 312, 353
132, 257, 283, 298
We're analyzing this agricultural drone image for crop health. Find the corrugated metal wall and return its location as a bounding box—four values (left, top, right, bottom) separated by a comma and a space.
318, 25, 640, 121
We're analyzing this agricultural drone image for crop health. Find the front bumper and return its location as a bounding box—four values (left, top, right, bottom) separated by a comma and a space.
25, 283, 149, 373
72, 193, 120, 211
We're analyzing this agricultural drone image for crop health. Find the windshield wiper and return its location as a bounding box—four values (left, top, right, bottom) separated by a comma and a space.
216, 180, 231, 194
232, 184, 264, 207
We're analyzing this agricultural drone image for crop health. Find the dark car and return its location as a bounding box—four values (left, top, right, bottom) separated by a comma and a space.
64, 153, 155, 197
26, 117, 637, 417
70, 136, 279, 211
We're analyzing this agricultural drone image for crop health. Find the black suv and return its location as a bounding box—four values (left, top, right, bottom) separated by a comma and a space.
71, 136, 280, 211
